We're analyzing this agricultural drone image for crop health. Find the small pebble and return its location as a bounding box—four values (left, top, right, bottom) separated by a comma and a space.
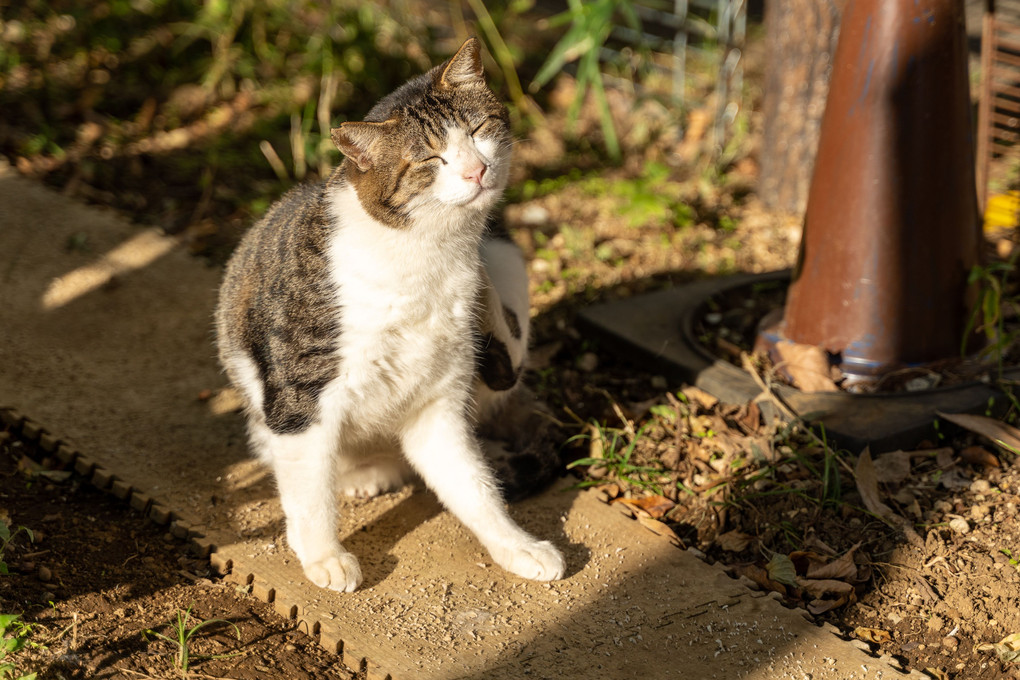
970, 505, 990, 522
948, 517, 970, 535
37, 565, 52, 582
942, 635, 959, 651
970, 479, 992, 494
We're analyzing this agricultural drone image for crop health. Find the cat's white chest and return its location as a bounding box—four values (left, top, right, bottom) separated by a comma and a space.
326, 185, 480, 425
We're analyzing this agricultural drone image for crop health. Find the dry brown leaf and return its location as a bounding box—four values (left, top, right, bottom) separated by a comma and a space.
716, 530, 753, 553
872, 450, 912, 485
855, 448, 924, 547
855, 448, 892, 517
853, 626, 892, 644
680, 385, 719, 410
612, 494, 675, 520
732, 563, 787, 596
936, 411, 1020, 455
960, 444, 1001, 468
736, 400, 762, 434
773, 340, 839, 392
795, 577, 855, 598
806, 593, 852, 615
636, 515, 683, 546
800, 542, 861, 581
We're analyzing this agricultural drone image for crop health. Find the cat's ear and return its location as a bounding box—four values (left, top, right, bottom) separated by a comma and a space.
439, 37, 485, 90
331, 121, 395, 172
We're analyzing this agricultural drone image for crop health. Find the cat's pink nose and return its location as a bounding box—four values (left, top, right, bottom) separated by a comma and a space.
463, 163, 487, 185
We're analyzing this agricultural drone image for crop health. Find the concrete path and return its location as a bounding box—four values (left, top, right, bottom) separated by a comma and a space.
0, 165, 923, 679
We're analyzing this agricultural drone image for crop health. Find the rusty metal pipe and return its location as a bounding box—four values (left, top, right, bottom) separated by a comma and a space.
770, 0, 983, 381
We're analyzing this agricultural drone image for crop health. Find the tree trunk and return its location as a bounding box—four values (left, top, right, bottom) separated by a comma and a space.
758, 0, 845, 215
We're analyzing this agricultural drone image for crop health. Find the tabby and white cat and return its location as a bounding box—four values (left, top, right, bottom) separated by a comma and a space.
215, 38, 565, 592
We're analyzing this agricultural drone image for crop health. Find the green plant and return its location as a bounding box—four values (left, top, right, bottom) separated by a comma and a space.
0, 614, 37, 680
1001, 548, 1020, 573
0, 521, 34, 576
963, 253, 1020, 365
143, 605, 241, 677
530, 0, 643, 161
567, 421, 666, 493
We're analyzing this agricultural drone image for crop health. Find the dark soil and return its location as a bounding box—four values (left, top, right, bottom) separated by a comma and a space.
0, 431, 359, 680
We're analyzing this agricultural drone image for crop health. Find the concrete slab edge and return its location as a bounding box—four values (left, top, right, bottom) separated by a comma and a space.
0, 405, 389, 679
1, 405, 928, 679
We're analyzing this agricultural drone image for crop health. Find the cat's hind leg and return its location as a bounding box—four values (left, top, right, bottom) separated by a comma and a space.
336, 448, 412, 499
254, 418, 363, 592
400, 397, 565, 582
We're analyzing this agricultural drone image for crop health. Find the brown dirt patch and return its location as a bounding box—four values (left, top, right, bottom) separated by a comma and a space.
0, 432, 358, 680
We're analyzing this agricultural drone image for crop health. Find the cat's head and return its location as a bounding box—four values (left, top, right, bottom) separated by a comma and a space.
330, 38, 512, 230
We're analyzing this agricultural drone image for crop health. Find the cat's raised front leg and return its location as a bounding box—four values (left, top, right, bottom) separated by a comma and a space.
258, 420, 363, 592
400, 398, 565, 581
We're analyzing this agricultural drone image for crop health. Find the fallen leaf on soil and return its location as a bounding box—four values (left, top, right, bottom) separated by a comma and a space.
853, 626, 892, 644
773, 340, 839, 392
936, 411, 1020, 456
806, 594, 852, 615
792, 542, 861, 581
680, 385, 719, 410
872, 450, 912, 485
977, 632, 1020, 664
795, 577, 854, 599
960, 444, 1001, 468
854, 448, 924, 547
612, 494, 675, 519
636, 515, 684, 546
732, 563, 787, 596
736, 400, 762, 434
765, 552, 797, 586
716, 530, 753, 552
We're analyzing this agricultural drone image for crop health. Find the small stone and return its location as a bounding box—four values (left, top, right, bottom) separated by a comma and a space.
934, 500, 953, 514
40, 591, 56, 603
577, 352, 599, 372
948, 517, 970, 535
37, 565, 52, 582
942, 635, 959, 651
970, 505, 990, 522
970, 479, 992, 494
284, 643, 297, 652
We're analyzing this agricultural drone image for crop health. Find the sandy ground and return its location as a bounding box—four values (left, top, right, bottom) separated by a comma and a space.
0, 164, 928, 679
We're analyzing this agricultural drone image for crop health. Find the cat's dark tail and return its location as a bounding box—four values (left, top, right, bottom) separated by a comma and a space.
477, 386, 567, 503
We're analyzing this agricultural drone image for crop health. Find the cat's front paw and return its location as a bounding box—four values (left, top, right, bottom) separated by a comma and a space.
493, 540, 565, 582
302, 552, 363, 592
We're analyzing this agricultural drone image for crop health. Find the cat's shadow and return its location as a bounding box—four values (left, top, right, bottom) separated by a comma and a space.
337, 481, 588, 589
